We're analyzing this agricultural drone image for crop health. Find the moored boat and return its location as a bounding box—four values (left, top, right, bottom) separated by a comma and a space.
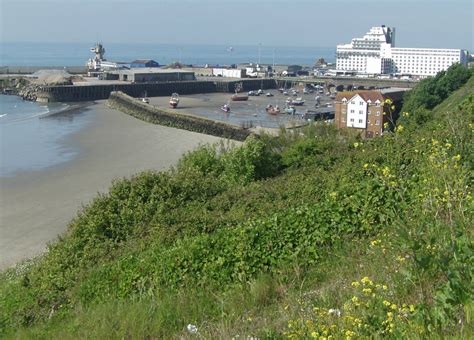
286, 97, 305, 106
231, 94, 248, 101
265, 104, 280, 115
169, 93, 180, 108
221, 104, 230, 112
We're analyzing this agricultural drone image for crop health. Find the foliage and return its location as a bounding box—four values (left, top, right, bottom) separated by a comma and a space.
0, 72, 473, 338
400, 63, 472, 126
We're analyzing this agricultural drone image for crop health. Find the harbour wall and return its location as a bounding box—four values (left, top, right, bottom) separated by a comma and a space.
36, 79, 278, 102
107, 91, 252, 141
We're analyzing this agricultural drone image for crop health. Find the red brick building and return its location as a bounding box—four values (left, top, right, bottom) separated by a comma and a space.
334, 89, 405, 138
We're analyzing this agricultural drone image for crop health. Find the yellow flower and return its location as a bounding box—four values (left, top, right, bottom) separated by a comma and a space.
445, 143, 452, 149
382, 285, 388, 290
385, 98, 393, 105
452, 154, 461, 161
391, 105, 395, 110
353, 142, 360, 148
311, 331, 318, 338
351, 281, 360, 287
363, 163, 369, 169
362, 288, 372, 295
402, 111, 409, 117
383, 300, 391, 307
396, 124, 404, 133
409, 304, 415, 312
390, 304, 398, 310
383, 122, 389, 129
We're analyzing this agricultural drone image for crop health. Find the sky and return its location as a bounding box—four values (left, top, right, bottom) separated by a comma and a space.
1, 0, 473, 50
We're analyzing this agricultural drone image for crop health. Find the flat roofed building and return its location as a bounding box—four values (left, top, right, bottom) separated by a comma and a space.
106, 68, 195, 82
336, 26, 467, 77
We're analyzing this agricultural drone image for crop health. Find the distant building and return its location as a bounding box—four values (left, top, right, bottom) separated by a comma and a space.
336, 26, 468, 77
212, 68, 246, 78
334, 89, 405, 138
130, 59, 160, 68
104, 68, 195, 82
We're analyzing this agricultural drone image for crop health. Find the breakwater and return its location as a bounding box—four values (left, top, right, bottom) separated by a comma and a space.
36, 79, 277, 102
107, 91, 252, 141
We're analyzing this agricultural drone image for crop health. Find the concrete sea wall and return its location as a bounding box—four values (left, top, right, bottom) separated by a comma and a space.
107, 91, 252, 141
36, 79, 278, 102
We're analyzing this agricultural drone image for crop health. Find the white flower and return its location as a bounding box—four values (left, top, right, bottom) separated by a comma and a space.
187, 324, 198, 334
328, 308, 341, 317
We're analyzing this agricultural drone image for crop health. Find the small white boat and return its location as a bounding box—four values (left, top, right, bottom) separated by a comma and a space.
141, 97, 150, 104
169, 93, 180, 108
221, 104, 230, 113
265, 92, 273, 97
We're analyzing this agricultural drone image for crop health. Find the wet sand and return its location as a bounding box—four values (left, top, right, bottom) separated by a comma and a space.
147, 89, 333, 128
0, 102, 225, 269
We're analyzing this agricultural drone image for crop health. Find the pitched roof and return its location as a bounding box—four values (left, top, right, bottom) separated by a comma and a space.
131, 59, 158, 64
335, 90, 384, 103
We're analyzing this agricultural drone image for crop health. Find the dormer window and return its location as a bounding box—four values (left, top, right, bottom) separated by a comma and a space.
342, 98, 347, 103
375, 100, 381, 106
367, 99, 372, 104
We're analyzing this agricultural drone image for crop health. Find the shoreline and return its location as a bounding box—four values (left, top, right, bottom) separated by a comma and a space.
0, 102, 226, 269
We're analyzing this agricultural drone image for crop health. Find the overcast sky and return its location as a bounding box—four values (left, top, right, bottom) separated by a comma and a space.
1, 0, 472, 50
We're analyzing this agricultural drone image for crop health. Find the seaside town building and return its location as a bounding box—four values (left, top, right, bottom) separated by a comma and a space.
336, 26, 468, 77
334, 89, 405, 138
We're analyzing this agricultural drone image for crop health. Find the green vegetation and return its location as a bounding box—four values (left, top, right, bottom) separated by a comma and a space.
1, 65, 473, 339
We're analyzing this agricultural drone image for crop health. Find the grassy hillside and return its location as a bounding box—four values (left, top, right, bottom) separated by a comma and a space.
1, 69, 473, 339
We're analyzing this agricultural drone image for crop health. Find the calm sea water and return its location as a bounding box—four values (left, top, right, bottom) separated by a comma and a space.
0, 42, 335, 67
0, 95, 92, 177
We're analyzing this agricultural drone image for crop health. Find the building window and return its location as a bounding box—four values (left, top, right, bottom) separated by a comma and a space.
350, 110, 354, 113
351, 101, 355, 104
350, 118, 354, 122
358, 119, 363, 123
375, 119, 380, 125
376, 111, 380, 116
359, 110, 363, 114
359, 101, 364, 105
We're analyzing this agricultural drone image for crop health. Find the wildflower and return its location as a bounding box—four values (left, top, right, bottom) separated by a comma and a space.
382, 166, 390, 177
397, 255, 406, 262
385, 98, 393, 105
361, 277, 373, 285
452, 154, 461, 161
445, 143, 452, 149
409, 304, 415, 312
353, 142, 360, 148
383, 122, 389, 129
383, 300, 391, 307
363, 163, 369, 169
351, 281, 360, 287
402, 112, 409, 117
391, 105, 396, 110
390, 304, 398, 310
396, 124, 404, 133
311, 331, 318, 338
187, 324, 198, 334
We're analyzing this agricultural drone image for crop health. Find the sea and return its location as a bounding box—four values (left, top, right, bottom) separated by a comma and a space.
0, 95, 93, 177
0, 42, 335, 67
0, 42, 335, 177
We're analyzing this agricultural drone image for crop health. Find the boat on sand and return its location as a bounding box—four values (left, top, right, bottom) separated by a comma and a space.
169, 93, 180, 108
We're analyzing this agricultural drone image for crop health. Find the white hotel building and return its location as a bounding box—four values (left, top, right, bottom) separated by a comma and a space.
336, 26, 468, 77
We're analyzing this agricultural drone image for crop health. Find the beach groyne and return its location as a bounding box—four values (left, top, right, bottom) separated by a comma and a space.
107, 91, 252, 141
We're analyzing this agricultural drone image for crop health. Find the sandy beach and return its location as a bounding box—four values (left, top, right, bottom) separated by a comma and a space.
0, 102, 225, 269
